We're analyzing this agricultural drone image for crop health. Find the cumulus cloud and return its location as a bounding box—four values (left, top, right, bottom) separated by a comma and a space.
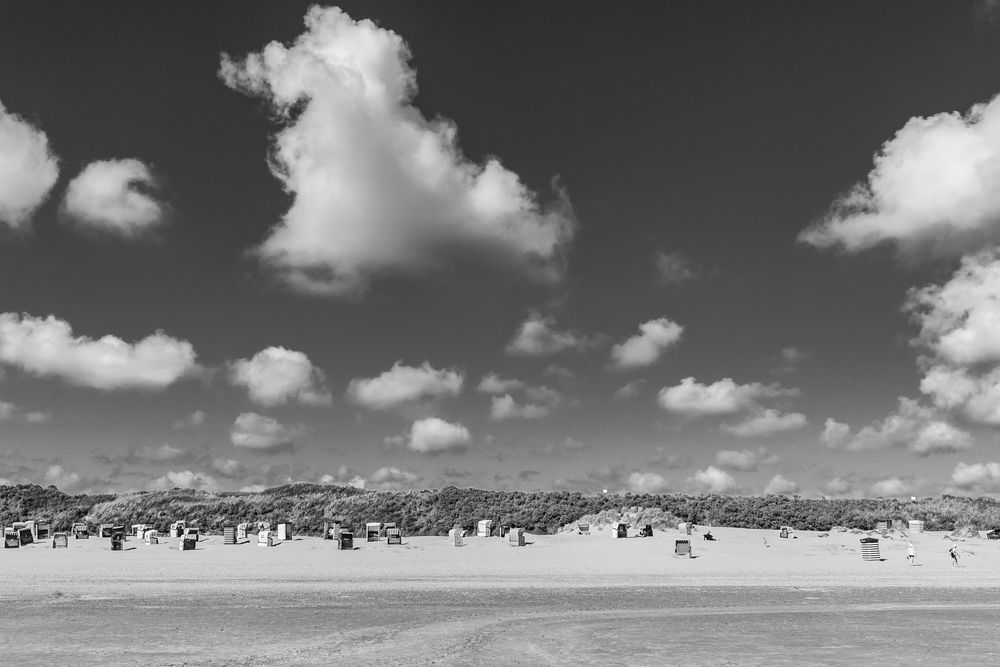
230, 412, 296, 453
627, 471, 669, 494
131, 443, 187, 462
505, 312, 593, 356
43, 464, 82, 492
490, 394, 551, 420
763, 474, 800, 496
476, 373, 524, 394
657, 377, 797, 417
318, 464, 367, 489
0, 400, 50, 424
219, 6, 574, 296
62, 159, 164, 236
688, 466, 738, 494
820, 418, 851, 448
722, 408, 808, 438
0, 313, 199, 390
655, 250, 698, 285
0, 100, 59, 228
230, 346, 332, 407
614, 379, 645, 400
150, 469, 220, 492
714, 447, 778, 472
347, 361, 463, 411
870, 477, 912, 497
800, 94, 1000, 258
845, 397, 972, 456
407, 417, 470, 454
172, 410, 206, 430
951, 461, 1000, 491
609, 317, 683, 370
370, 466, 419, 490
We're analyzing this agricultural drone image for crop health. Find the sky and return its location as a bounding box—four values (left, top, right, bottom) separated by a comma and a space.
4, 2, 1000, 498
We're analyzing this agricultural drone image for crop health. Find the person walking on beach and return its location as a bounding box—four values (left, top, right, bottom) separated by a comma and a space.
907, 542, 915, 566
948, 544, 959, 566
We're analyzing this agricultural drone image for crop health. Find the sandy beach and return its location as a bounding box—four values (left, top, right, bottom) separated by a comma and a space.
4, 527, 1000, 665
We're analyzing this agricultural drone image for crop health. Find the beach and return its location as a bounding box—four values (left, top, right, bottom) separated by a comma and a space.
3, 528, 1000, 665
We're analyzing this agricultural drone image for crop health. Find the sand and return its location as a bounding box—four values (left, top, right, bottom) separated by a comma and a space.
3, 527, 1000, 665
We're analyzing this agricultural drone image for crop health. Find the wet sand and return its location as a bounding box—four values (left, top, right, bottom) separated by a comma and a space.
3, 528, 999, 665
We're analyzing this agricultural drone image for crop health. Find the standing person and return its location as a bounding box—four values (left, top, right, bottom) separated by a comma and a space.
907, 542, 915, 566
948, 544, 959, 566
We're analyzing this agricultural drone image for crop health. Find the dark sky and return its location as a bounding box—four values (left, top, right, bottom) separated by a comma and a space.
3, 2, 1000, 497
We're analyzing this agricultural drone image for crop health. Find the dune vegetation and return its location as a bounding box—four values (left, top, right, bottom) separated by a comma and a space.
3, 483, 1000, 535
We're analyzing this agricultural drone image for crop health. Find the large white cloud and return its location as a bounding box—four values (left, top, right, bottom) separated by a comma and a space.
505, 312, 592, 356
722, 408, 808, 438
627, 471, 668, 494
845, 398, 972, 456
62, 159, 164, 236
347, 361, 463, 411
150, 469, 220, 493
657, 377, 796, 417
688, 466, 737, 494
0, 100, 59, 229
609, 317, 683, 370
800, 94, 1000, 257
714, 447, 777, 472
229, 346, 332, 407
230, 412, 296, 453
763, 474, 800, 496
0, 313, 198, 390
407, 417, 470, 454
219, 6, 574, 296
951, 461, 1000, 491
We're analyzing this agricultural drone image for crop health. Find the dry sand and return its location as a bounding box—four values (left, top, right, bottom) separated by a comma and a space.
3, 527, 1000, 665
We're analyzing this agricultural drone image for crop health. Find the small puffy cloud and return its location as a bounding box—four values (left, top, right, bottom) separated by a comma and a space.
0, 400, 50, 424
505, 312, 592, 356
476, 373, 524, 394
347, 361, 463, 411
722, 409, 808, 438
132, 443, 187, 462
688, 466, 738, 494
772, 347, 810, 375
211, 457, 247, 478
824, 477, 855, 496
0, 313, 198, 390
172, 410, 206, 430
62, 158, 164, 236
318, 464, 367, 489
43, 464, 81, 492
763, 474, 800, 496
370, 466, 419, 490
614, 379, 645, 400
820, 418, 851, 448
658, 377, 797, 417
220, 7, 574, 296
714, 447, 778, 472
150, 469, 220, 492
230, 412, 296, 453
490, 394, 550, 420
408, 417, 470, 453
541, 437, 586, 458
951, 461, 1000, 491
799, 95, 1000, 258
230, 346, 332, 407
655, 250, 697, 285
0, 100, 59, 228
627, 471, 669, 494
846, 398, 972, 456
870, 477, 911, 497
609, 317, 683, 370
